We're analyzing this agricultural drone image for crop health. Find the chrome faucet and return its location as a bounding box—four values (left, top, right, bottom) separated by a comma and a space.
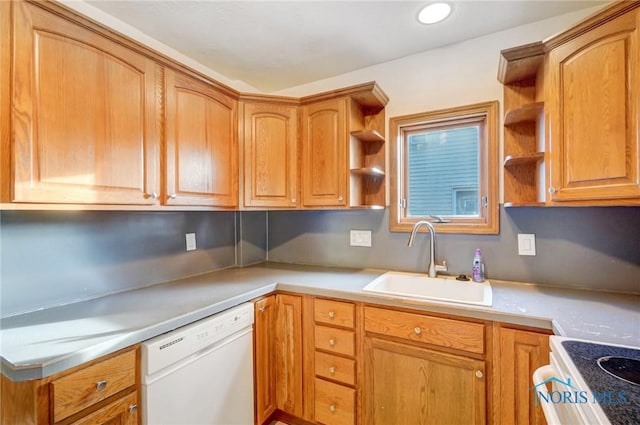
407, 220, 447, 278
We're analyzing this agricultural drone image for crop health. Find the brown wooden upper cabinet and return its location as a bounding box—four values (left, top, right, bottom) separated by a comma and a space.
499, 2, 640, 207
546, 6, 639, 204
7, 1, 161, 205
301, 98, 349, 208
165, 69, 238, 207
240, 101, 299, 208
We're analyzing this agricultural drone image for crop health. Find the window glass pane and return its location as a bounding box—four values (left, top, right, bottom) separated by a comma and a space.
407, 125, 479, 217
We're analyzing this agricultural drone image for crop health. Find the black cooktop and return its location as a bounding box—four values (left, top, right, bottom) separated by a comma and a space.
562, 341, 640, 425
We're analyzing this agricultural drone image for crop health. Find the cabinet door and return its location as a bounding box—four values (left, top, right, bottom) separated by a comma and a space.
547, 9, 639, 203
498, 328, 549, 425
254, 296, 277, 425
364, 337, 486, 425
242, 102, 298, 208
165, 69, 238, 207
275, 294, 304, 417
11, 2, 161, 205
300, 98, 348, 207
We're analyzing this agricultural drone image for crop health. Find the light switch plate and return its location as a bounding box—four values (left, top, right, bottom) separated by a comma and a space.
350, 230, 372, 247
517, 233, 536, 256
186, 233, 197, 251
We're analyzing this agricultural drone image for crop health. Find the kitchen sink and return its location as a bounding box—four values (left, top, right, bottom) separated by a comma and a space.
362, 271, 492, 306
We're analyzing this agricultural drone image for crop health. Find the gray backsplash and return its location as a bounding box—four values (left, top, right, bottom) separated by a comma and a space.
267, 206, 640, 294
2, 205, 638, 317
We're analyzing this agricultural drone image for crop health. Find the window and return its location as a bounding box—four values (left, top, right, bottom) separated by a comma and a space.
390, 101, 499, 234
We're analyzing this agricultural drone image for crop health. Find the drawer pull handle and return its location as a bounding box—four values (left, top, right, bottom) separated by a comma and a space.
259, 306, 266, 313
330, 404, 337, 413
128, 404, 138, 414
328, 338, 336, 347
414, 327, 422, 335
329, 367, 336, 375
475, 370, 484, 379
96, 380, 107, 391
328, 311, 335, 319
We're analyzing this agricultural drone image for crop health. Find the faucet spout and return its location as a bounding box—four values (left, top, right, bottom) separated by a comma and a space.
408, 220, 438, 278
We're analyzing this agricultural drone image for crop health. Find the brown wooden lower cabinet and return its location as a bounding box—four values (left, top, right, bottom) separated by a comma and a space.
0, 346, 139, 425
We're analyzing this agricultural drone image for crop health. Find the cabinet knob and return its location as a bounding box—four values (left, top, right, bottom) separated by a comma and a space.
329, 404, 337, 413
291, 198, 296, 203
95, 380, 107, 391
475, 370, 484, 379
414, 327, 422, 335
548, 187, 557, 194
328, 311, 335, 319
147, 192, 158, 200
259, 306, 266, 313
169, 193, 177, 199
338, 196, 344, 202
329, 366, 336, 375
328, 338, 336, 347
128, 404, 138, 414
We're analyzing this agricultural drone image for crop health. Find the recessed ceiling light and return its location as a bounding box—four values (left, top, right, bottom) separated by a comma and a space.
418, 2, 452, 25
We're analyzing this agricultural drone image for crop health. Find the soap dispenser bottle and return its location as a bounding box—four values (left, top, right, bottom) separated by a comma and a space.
472, 248, 485, 282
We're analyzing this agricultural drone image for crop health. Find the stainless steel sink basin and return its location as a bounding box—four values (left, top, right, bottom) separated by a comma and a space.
362, 271, 492, 306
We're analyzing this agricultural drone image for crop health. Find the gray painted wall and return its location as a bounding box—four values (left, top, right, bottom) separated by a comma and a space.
0, 210, 249, 317
267, 206, 640, 294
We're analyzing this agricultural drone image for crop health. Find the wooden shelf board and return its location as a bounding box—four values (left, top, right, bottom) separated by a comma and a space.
351, 129, 385, 143
504, 152, 544, 167
349, 204, 385, 210
350, 167, 385, 177
504, 102, 544, 126
504, 202, 546, 208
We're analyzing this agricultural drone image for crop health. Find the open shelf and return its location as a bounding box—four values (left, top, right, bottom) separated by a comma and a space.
504, 202, 546, 208
504, 152, 544, 167
504, 102, 543, 126
351, 129, 384, 143
350, 167, 385, 177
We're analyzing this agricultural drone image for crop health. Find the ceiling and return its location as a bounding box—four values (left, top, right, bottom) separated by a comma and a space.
86, 1, 608, 92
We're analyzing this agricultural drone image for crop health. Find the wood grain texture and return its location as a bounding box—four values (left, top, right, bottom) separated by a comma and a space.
313, 299, 355, 329
547, 8, 640, 203
241, 102, 298, 208
71, 391, 138, 425
275, 294, 304, 417
11, 1, 161, 205
165, 68, 238, 207
300, 98, 348, 207
314, 326, 356, 357
498, 327, 550, 425
0, 1, 11, 202
363, 337, 486, 425
255, 296, 277, 425
314, 352, 356, 386
313, 378, 355, 425
364, 306, 485, 355
51, 349, 136, 422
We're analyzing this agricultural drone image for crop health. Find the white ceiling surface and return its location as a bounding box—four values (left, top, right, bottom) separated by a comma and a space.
86, 1, 607, 93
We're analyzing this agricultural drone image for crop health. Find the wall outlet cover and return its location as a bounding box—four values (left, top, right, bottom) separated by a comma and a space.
186, 233, 197, 251
350, 230, 372, 247
517, 233, 536, 256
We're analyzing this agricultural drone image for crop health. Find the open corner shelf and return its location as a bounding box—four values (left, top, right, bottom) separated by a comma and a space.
351, 129, 384, 143
504, 102, 544, 126
504, 152, 544, 167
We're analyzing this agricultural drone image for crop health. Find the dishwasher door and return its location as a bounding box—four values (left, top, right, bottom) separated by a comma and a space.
142, 304, 254, 425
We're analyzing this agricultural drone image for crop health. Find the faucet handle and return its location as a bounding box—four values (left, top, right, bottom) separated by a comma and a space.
435, 260, 448, 273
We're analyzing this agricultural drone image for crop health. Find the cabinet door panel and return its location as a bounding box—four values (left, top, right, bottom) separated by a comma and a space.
301, 99, 348, 207
254, 296, 277, 425
548, 10, 639, 202
12, 2, 160, 204
165, 70, 237, 207
275, 294, 303, 417
242, 103, 298, 207
364, 337, 486, 425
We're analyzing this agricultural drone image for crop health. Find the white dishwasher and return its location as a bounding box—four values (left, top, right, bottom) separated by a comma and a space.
141, 302, 254, 425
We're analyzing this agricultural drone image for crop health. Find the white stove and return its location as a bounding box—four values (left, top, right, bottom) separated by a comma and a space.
533, 336, 640, 425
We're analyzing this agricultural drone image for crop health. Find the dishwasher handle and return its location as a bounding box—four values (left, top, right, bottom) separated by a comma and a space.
532, 365, 563, 425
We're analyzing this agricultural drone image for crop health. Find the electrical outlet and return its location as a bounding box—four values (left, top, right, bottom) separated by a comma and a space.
186, 233, 197, 251
350, 230, 372, 247
517, 233, 536, 256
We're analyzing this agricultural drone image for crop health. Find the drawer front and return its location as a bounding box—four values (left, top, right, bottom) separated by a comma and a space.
314, 378, 355, 425
364, 306, 485, 354
71, 391, 138, 425
315, 351, 356, 386
314, 298, 355, 328
52, 349, 137, 422
314, 326, 355, 357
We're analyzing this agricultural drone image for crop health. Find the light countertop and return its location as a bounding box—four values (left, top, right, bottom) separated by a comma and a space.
1, 262, 638, 381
